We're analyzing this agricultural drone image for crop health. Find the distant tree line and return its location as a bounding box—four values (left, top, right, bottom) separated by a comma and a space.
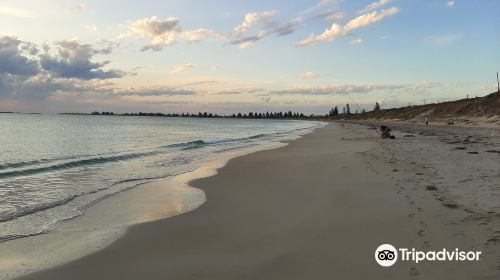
86, 102, 382, 120
89, 111, 320, 119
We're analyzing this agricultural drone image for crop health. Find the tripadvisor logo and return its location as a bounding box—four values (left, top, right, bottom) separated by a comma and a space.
375, 244, 481, 267
375, 244, 398, 267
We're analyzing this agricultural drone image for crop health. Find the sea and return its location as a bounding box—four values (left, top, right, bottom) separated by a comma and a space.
0, 113, 322, 245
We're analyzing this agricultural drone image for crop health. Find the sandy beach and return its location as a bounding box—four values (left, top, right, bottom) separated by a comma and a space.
18, 122, 500, 279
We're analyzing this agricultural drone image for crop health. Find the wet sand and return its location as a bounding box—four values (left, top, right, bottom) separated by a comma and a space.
18, 123, 498, 279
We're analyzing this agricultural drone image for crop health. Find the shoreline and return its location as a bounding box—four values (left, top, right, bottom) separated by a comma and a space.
16, 122, 499, 279
1, 122, 323, 280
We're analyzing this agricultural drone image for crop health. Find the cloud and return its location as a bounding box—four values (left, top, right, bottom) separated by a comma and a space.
320, 11, 345, 22
269, 82, 440, 95
0, 36, 39, 76
358, 0, 391, 13
297, 23, 344, 46
344, 7, 399, 31
122, 16, 181, 51
297, 7, 399, 46
122, 16, 216, 51
302, 71, 320, 80
1, 70, 197, 101
0, 36, 123, 99
213, 88, 264, 95
350, 38, 364, 45
84, 24, 98, 32
116, 87, 197, 96
1, 73, 197, 101
169, 63, 197, 74
127, 16, 180, 38
181, 29, 215, 42
40, 38, 125, 80
0, 36, 199, 102
230, 11, 301, 48
447, 1, 455, 7
301, 0, 342, 17
233, 11, 277, 37
0, 5, 35, 18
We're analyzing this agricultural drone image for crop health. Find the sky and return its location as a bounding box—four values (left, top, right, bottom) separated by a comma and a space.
0, 0, 499, 114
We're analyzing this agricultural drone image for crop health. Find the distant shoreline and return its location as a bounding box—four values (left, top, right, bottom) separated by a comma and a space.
59, 111, 326, 120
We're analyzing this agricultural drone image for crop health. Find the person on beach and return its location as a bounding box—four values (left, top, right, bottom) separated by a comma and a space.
380, 125, 395, 139
425, 115, 429, 126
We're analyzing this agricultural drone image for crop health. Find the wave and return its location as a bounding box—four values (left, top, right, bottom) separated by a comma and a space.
165, 140, 207, 150
0, 151, 126, 173
0, 124, 322, 180
0, 194, 79, 223
0, 175, 164, 230
164, 133, 271, 150
0, 121, 322, 229
0, 137, 240, 179
0, 151, 160, 180
0, 172, 186, 241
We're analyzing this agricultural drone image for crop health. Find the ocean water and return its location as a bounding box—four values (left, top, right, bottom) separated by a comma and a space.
0, 113, 322, 242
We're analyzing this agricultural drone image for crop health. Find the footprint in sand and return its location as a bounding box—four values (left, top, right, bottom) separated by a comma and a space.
426, 185, 438, 191
417, 230, 426, 237
443, 202, 459, 209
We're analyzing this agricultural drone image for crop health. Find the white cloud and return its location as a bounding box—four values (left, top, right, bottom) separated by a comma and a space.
358, 0, 391, 13
122, 16, 216, 51
230, 11, 301, 48
122, 16, 181, 51
233, 11, 277, 37
181, 29, 215, 43
238, 41, 255, 49
345, 7, 399, 31
297, 7, 399, 46
350, 38, 364, 45
128, 16, 180, 37
0, 5, 35, 18
169, 63, 197, 74
297, 23, 344, 46
447, 1, 455, 7
302, 71, 320, 80
84, 24, 97, 32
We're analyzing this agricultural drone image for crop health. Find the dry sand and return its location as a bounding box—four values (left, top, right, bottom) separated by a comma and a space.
18, 123, 499, 279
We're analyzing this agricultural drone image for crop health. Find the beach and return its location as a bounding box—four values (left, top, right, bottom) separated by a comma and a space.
17, 122, 500, 279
